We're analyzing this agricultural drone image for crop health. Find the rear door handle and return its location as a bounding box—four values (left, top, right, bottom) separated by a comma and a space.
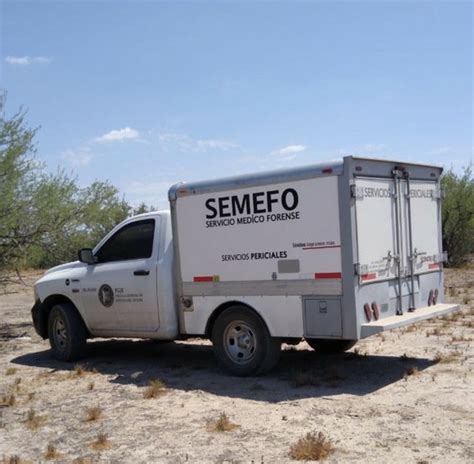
133, 270, 150, 276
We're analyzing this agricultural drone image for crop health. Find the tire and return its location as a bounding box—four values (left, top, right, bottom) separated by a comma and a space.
306, 338, 357, 354
48, 303, 87, 361
211, 306, 281, 376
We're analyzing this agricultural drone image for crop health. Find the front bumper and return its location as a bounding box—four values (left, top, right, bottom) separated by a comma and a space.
31, 299, 48, 339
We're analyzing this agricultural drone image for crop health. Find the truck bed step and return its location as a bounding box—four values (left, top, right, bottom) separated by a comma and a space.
360, 303, 460, 337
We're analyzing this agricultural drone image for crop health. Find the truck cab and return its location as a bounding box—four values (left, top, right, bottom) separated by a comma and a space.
32, 211, 178, 360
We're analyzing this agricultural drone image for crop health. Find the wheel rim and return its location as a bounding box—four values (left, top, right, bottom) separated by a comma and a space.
53, 316, 68, 350
223, 320, 257, 365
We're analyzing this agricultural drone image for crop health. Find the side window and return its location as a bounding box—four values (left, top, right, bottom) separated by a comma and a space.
96, 219, 155, 263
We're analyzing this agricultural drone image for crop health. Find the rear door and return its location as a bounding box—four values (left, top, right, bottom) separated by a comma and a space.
404, 180, 442, 274
353, 174, 442, 313
353, 177, 398, 283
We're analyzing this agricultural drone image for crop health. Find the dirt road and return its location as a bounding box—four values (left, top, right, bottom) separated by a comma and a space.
1, 270, 473, 463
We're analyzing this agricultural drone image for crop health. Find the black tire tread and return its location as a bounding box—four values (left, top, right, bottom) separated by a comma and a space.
306, 338, 357, 354
48, 303, 87, 361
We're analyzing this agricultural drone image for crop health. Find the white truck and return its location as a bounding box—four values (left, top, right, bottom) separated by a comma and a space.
31, 156, 459, 375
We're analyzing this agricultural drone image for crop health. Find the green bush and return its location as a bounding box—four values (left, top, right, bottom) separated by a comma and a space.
441, 165, 474, 266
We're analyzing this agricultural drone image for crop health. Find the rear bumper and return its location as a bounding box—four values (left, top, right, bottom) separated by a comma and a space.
360, 303, 460, 338
31, 299, 48, 339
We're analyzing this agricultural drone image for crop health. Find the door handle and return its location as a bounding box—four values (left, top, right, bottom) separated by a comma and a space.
133, 270, 150, 276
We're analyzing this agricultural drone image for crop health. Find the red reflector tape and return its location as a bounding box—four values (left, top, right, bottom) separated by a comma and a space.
314, 272, 342, 279
361, 273, 377, 281
193, 276, 214, 282
429, 263, 440, 269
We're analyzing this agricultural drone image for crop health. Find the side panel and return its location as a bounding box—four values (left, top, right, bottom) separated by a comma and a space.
185, 295, 304, 338
175, 176, 342, 287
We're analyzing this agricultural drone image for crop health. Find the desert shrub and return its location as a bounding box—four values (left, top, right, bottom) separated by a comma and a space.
442, 165, 474, 266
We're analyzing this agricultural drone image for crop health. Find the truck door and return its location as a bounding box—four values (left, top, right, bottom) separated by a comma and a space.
80, 218, 161, 332
354, 174, 442, 314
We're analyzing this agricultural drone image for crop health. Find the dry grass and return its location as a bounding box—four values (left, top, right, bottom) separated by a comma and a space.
143, 379, 167, 399
72, 458, 94, 464
90, 432, 111, 451
405, 366, 420, 377
87, 382, 95, 391
84, 406, 103, 422
24, 408, 46, 430
1, 456, 26, 464
289, 431, 335, 461
433, 351, 462, 364
44, 444, 61, 460
0, 393, 16, 407
206, 413, 240, 432
450, 334, 471, 343
5, 367, 17, 376
70, 364, 98, 378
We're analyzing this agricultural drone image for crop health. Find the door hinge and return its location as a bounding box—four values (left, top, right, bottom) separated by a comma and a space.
350, 184, 363, 199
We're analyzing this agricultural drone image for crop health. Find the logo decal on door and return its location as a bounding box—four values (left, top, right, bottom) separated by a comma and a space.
98, 284, 114, 307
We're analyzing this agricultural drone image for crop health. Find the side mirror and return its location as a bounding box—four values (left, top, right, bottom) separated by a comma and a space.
78, 248, 97, 265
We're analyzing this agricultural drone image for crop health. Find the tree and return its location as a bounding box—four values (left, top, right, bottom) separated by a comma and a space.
0, 95, 132, 278
441, 165, 474, 266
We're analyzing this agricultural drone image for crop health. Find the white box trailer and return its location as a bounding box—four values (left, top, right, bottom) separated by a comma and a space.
32, 156, 460, 375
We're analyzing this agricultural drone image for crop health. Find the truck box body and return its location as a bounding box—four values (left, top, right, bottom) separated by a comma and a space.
169, 156, 452, 340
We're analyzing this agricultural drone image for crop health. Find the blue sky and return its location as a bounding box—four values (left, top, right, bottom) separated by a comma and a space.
1, 0, 472, 208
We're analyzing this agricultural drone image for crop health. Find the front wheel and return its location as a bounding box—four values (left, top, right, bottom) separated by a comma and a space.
306, 338, 357, 354
48, 303, 87, 361
211, 306, 281, 376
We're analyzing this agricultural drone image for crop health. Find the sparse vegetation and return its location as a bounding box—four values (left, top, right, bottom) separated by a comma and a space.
84, 406, 103, 422
0, 393, 16, 407
143, 379, 167, 399
433, 351, 462, 364
405, 366, 420, 377
441, 166, 474, 266
289, 431, 335, 461
44, 444, 60, 460
1, 456, 24, 464
206, 413, 240, 432
24, 408, 46, 430
5, 367, 17, 376
87, 382, 95, 391
90, 432, 111, 451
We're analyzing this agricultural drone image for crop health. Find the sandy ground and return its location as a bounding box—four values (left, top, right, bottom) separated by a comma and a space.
0, 269, 473, 463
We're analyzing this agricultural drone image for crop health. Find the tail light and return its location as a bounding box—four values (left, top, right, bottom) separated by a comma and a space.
428, 290, 434, 306
371, 302, 380, 320
364, 303, 372, 322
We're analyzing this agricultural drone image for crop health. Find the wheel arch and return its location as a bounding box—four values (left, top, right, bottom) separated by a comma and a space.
205, 300, 270, 338
38, 294, 89, 339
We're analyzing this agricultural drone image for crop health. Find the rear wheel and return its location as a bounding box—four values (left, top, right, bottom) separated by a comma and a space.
306, 338, 357, 354
211, 306, 281, 376
48, 303, 87, 361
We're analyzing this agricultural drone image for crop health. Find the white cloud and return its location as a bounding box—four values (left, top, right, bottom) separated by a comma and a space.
123, 180, 175, 209
95, 127, 140, 143
5, 56, 51, 65
272, 145, 306, 156
61, 147, 93, 167
158, 132, 238, 152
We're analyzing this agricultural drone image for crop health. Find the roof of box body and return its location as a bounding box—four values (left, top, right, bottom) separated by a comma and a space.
168, 159, 344, 200
168, 156, 443, 200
